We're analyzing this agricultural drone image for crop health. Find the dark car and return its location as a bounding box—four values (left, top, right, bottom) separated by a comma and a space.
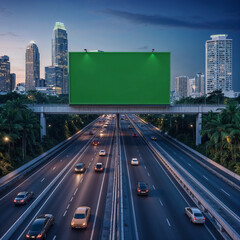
132, 133, 138, 137
93, 138, 100, 146
14, 191, 34, 206
151, 136, 157, 141
88, 131, 93, 135
74, 163, 86, 173
26, 214, 54, 239
137, 182, 149, 196
95, 163, 104, 172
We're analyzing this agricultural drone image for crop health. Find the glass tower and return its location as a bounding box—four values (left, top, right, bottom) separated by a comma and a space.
52, 22, 68, 94
25, 41, 40, 91
0, 55, 10, 92
205, 34, 232, 94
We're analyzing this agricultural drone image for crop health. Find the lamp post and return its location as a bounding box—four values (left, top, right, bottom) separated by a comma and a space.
3, 136, 10, 155
190, 124, 194, 141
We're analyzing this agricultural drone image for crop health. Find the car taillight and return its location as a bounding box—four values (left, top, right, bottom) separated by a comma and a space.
138, 189, 141, 192
146, 190, 149, 192
14, 199, 17, 203
37, 233, 42, 238
100, 168, 103, 170
194, 217, 197, 220
20, 200, 24, 203
203, 217, 205, 220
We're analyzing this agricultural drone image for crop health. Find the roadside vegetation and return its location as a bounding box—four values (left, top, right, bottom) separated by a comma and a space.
139, 90, 240, 175
0, 91, 98, 177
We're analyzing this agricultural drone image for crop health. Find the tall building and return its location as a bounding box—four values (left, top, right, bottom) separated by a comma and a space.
25, 41, 40, 91
45, 66, 63, 94
10, 73, 16, 91
205, 34, 232, 94
0, 55, 10, 92
195, 73, 205, 96
52, 22, 68, 94
188, 78, 195, 96
175, 76, 189, 98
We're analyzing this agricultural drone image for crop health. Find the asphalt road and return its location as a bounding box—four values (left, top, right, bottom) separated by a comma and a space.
120, 117, 222, 240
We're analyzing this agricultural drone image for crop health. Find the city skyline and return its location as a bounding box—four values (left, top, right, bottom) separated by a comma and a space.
0, 0, 239, 90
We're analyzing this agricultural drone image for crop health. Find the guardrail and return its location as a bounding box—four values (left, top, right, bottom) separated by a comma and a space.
128, 116, 240, 240
0, 117, 100, 192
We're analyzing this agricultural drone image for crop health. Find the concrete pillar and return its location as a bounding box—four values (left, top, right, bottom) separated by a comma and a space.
117, 113, 120, 129
196, 113, 202, 145
40, 112, 46, 140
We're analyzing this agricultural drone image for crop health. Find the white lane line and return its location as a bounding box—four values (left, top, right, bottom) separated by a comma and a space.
63, 210, 67, 217
144, 166, 146, 169
74, 188, 78, 196
80, 178, 83, 183
166, 218, 171, 227
85, 169, 88, 174
158, 199, 163, 206
203, 175, 209, 181
221, 189, 230, 197
147, 172, 150, 177
70, 197, 73, 202
152, 185, 156, 190
53, 236, 56, 240
67, 204, 70, 209
92, 158, 94, 161
41, 178, 45, 182
88, 162, 91, 167
53, 167, 56, 170
188, 163, 192, 167
60, 159, 62, 162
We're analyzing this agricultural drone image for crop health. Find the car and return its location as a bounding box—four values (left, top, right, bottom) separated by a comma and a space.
151, 136, 157, 141
128, 125, 133, 129
132, 133, 138, 137
71, 206, 91, 229
26, 214, 54, 239
14, 191, 34, 206
95, 163, 104, 172
92, 127, 96, 130
99, 150, 106, 156
131, 158, 139, 166
88, 130, 93, 135
137, 182, 149, 196
103, 124, 107, 128
74, 163, 86, 173
92, 138, 100, 146
185, 207, 205, 224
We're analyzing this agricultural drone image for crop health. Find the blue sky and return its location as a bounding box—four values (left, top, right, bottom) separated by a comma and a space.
0, 0, 239, 90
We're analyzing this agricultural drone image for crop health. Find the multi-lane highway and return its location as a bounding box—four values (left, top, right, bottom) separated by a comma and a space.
1, 114, 239, 240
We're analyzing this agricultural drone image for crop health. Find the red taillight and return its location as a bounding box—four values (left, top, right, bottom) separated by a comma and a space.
100, 168, 103, 170
194, 217, 197, 220
37, 234, 42, 239
146, 190, 149, 192
20, 200, 24, 203
14, 199, 17, 203
203, 217, 205, 220
138, 189, 141, 192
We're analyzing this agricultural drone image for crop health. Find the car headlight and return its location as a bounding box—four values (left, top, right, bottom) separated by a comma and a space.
71, 222, 74, 226
82, 222, 86, 226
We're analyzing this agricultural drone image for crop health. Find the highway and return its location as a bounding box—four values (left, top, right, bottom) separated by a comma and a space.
0, 114, 236, 240
119, 117, 222, 240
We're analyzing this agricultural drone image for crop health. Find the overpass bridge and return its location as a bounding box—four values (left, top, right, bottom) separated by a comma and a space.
29, 104, 226, 145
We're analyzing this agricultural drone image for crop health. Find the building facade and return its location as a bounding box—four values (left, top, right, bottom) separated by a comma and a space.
195, 73, 205, 96
45, 66, 63, 94
175, 76, 189, 99
0, 55, 10, 93
205, 34, 232, 94
25, 41, 40, 91
52, 22, 68, 94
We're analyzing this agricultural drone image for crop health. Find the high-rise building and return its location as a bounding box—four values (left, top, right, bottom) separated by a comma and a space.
52, 22, 68, 94
25, 41, 40, 91
45, 66, 63, 94
205, 34, 232, 94
175, 76, 189, 99
0, 55, 10, 93
10, 73, 16, 91
188, 78, 195, 96
195, 73, 205, 96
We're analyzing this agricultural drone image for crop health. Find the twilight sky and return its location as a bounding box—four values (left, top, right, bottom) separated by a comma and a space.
0, 0, 240, 90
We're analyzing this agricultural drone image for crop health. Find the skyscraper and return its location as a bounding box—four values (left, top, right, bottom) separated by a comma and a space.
45, 66, 63, 94
205, 34, 232, 94
52, 22, 68, 94
10, 73, 16, 91
25, 41, 40, 91
175, 76, 189, 99
0, 55, 10, 92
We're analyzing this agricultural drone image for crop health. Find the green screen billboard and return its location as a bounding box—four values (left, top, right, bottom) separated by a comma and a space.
69, 52, 170, 105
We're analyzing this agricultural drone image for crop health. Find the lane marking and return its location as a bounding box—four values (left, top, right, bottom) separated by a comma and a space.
152, 185, 155, 190
53, 236, 56, 240
144, 166, 146, 169
53, 167, 56, 170
67, 204, 70, 209
74, 188, 78, 196
147, 172, 150, 177
188, 163, 192, 167
41, 178, 45, 182
158, 199, 163, 206
203, 175, 209, 181
166, 218, 171, 227
70, 197, 73, 202
63, 210, 67, 217
80, 178, 83, 183
221, 189, 230, 197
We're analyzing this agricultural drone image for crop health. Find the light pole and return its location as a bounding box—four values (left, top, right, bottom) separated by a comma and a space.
190, 124, 194, 141
3, 136, 10, 155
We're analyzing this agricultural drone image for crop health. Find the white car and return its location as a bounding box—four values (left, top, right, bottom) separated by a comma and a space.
131, 158, 139, 166
103, 124, 107, 128
99, 150, 106, 156
185, 207, 205, 224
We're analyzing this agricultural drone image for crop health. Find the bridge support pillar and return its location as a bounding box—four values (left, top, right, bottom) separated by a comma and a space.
117, 113, 120, 128
40, 112, 46, 141
196, 113, 202, 145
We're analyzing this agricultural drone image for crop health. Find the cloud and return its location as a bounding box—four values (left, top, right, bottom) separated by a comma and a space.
101, 9, 240, 31
0, 32, 19, 37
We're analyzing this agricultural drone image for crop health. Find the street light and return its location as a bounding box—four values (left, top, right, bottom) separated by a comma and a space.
190, 124, 194, 141
4, 136, 9, 142
3, 136, 10, 155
